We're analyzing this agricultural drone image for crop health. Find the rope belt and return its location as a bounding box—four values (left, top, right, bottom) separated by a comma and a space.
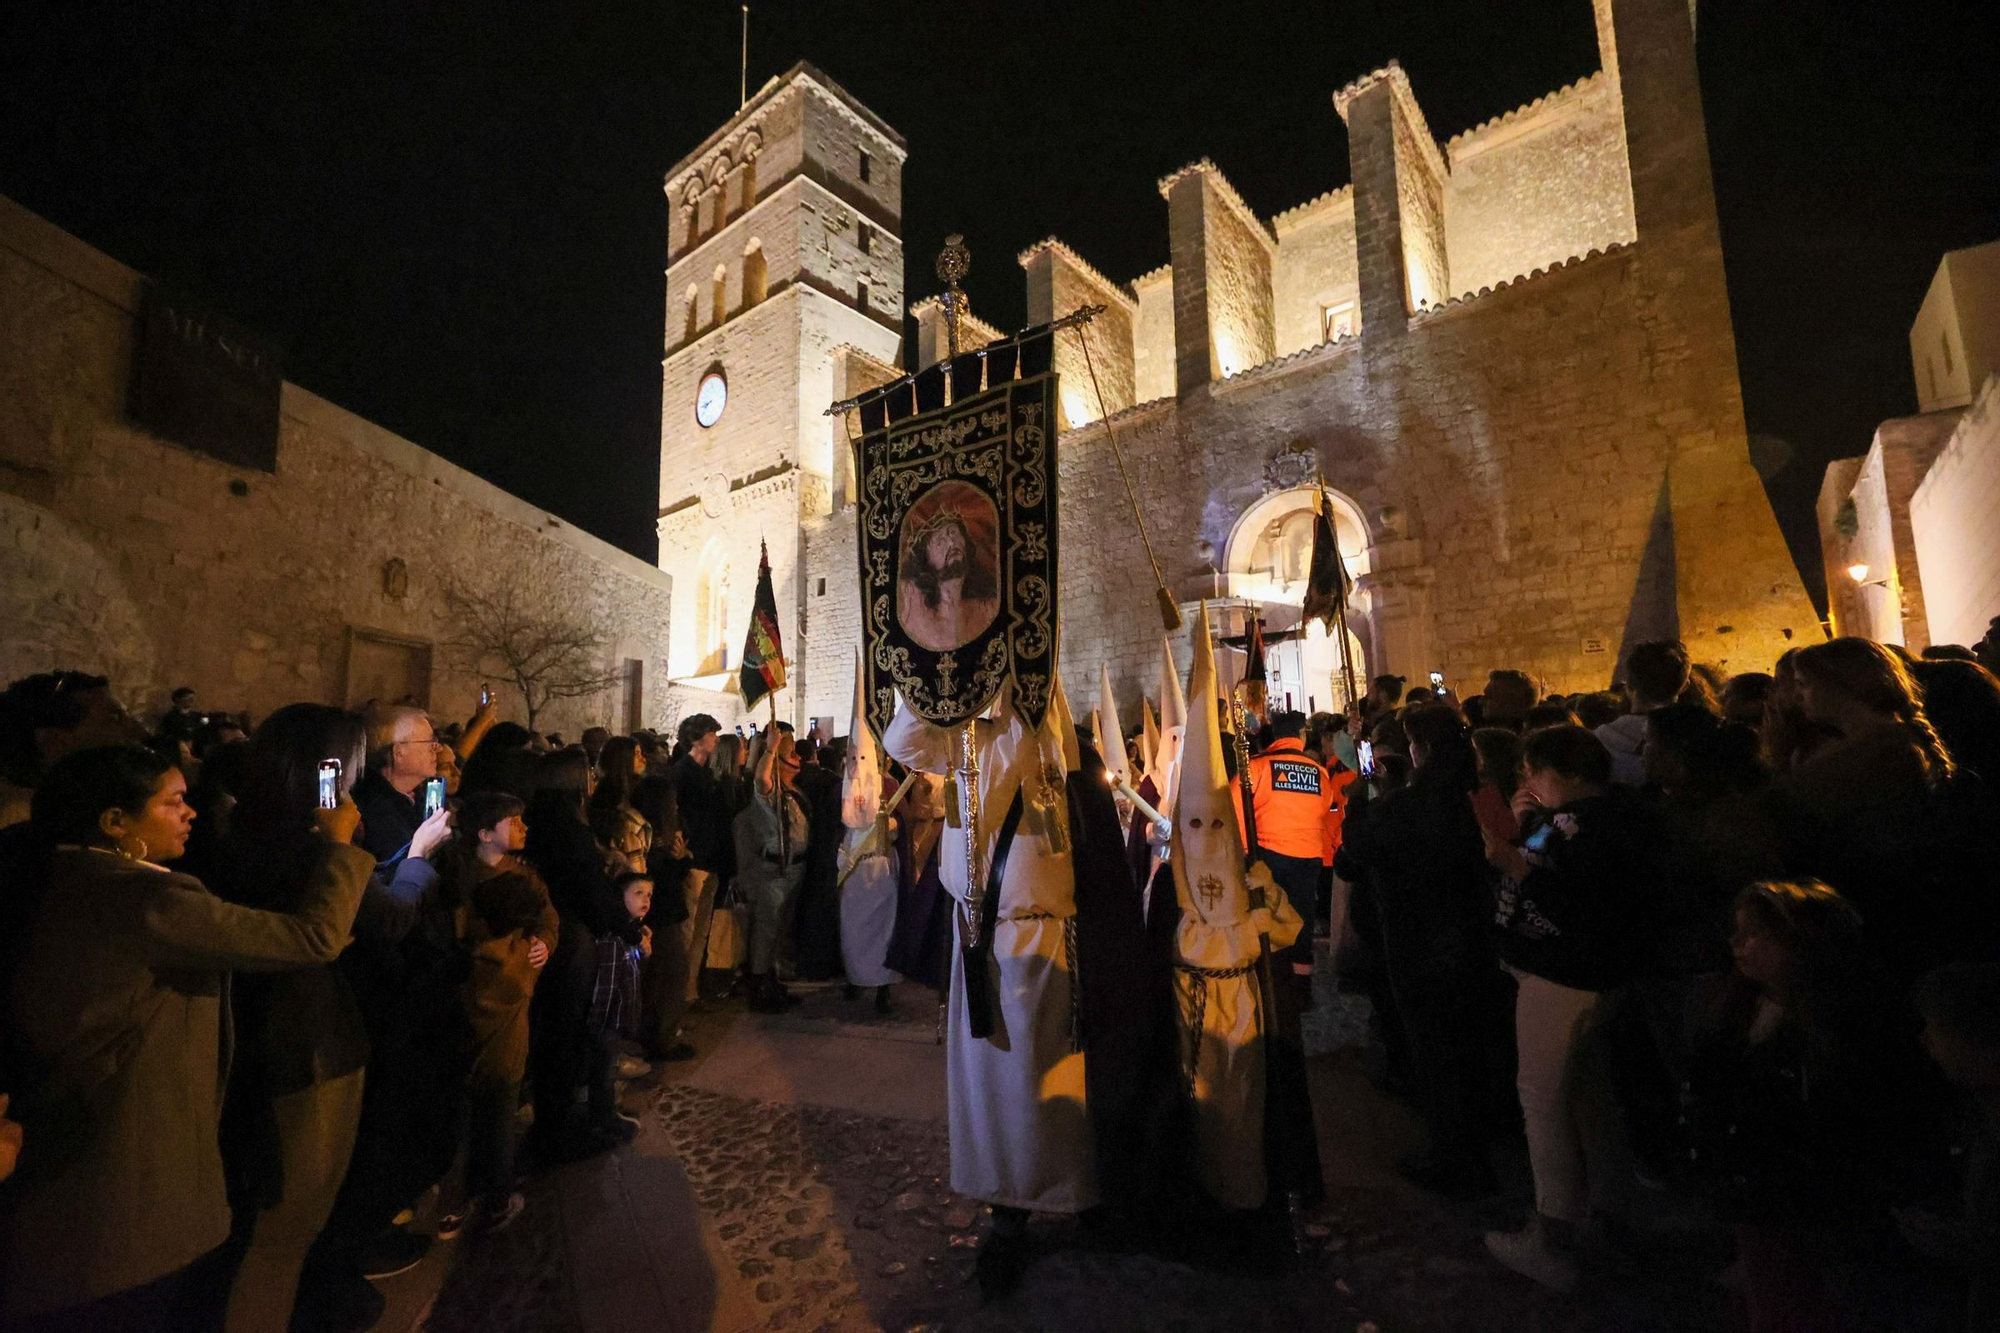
1173, 960, 1258, 1093
976, 910, 1083, 1051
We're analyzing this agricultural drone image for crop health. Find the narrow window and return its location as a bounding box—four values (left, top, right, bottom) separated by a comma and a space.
857, 279, 870, 311
816, 577, 827, 596
858, 150, 872, 183
857, 223, 871, 257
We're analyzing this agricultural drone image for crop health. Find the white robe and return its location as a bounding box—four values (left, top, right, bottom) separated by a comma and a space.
1171, 871, 1303, 1211
885, 702, 1097, 1214
839, 824, 901, 988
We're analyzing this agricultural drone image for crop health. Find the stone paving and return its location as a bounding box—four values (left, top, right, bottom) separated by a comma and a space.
400, 973, 1735, 1333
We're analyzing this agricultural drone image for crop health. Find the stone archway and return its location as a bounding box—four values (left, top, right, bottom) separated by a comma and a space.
1221, 485, 1373, 711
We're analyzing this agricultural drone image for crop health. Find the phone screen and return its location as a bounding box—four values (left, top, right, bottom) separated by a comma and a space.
1357, 741, 1375, 778
316, 759, 342, 810
1523, 822, 1557, 853
479, 685, 490, 707
423, 777, 447, 816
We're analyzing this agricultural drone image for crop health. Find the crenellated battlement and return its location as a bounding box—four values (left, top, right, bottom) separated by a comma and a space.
978, 5, 1639, 400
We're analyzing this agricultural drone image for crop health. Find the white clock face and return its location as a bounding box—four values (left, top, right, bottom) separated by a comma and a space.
696, 372, 727, 428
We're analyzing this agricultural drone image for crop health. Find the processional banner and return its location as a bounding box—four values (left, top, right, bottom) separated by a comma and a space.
852, 327, 1059, 736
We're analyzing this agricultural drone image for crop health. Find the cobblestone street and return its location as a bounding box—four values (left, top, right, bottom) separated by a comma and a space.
383, 966, 1734, 1333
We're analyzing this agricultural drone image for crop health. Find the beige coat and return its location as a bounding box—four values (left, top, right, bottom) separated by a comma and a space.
1, 843, 371, 1321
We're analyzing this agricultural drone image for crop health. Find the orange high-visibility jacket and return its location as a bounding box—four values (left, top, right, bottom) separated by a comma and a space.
1233, 736, 1342, 863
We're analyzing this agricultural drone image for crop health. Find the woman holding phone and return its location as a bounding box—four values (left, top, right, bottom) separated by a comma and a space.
207, 704, 444, 1332
1, 743, 372, 1329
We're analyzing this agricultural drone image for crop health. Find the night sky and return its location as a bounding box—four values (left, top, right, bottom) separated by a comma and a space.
4, 1, 1995, 610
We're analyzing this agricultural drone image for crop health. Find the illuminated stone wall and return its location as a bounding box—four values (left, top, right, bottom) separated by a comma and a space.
1020, 239, 1137, 428
674, 0, 1815, 717
1444, 73, 1636, 298
1909, 377, 2000, 648
0, 198, 673, 735
1272, 190, 1359, 357
1130, 267, 1175, 403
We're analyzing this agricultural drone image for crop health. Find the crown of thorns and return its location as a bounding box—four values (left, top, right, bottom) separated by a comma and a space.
908, 508, 971, 548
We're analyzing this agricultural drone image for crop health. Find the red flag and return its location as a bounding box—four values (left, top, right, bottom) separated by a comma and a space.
739, 541, 786, 710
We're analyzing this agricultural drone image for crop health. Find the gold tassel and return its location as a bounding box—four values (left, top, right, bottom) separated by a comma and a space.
1157, 586, 1183, 633
943, 772, 961, 828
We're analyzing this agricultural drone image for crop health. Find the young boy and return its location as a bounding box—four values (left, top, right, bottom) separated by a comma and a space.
450, 791, 558, 1234
585, 871, 654, 1144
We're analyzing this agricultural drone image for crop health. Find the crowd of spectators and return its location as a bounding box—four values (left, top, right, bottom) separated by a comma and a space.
1320, 632, 2000, 1329
0, 672, 919, 1332
1, 616, 1996, 1330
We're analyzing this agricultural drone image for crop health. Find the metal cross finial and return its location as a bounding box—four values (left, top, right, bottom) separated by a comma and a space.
935, 234, 970, 360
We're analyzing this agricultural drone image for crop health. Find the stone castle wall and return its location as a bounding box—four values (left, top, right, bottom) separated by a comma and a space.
1130, 268, 1175, 403
1910, 376, 2000, 648
1272, 191, 1360, 357
855, 0, 1810, 709
0, 197, 673, 735
1443, 73, 1636, 298
678, 0, 1817, 726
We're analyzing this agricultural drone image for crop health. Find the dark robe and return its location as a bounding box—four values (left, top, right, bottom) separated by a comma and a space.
1070, 739, 1189, 1231
1123, 771, 1162, 893
790, 762, 845, 979
884, 814, 950, 989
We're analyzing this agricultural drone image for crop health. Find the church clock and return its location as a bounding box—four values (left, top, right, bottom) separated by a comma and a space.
695, 369, 728, 428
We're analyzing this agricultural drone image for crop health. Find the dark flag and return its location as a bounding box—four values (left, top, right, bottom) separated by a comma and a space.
1300, 491, 1350, 632
1242, 614, 1268, 713
739, 540, 786, 711
852, 327, 1061, 734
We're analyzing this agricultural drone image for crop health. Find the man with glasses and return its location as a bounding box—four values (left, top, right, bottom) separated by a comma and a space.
353, 705, 442, 863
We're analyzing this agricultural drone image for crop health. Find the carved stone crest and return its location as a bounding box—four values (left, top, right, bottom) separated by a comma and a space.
1262, 442, 1320, 490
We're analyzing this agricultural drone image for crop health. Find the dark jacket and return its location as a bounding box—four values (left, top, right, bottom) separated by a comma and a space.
1492, 788, 1668, 992
353, 767, 423, 863
2, 845, 370, 1322
1683, 981, 1949, 1236
671, 754, 731, 875
1338, 767, 1491, 953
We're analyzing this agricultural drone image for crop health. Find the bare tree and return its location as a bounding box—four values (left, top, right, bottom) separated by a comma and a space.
440, 577, 627, 729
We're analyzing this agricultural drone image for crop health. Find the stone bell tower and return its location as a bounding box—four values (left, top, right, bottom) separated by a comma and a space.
657, 63, 905, 721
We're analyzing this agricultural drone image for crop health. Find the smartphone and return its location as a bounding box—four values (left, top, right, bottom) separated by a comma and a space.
479, 684, 490, 707
1357, 740, 1375, 779
316, 758, 343, 811
1429, 670, 1446, 696
422, 776, 447, 816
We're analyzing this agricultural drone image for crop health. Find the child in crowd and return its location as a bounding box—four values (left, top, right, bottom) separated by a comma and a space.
585, 871, 654, 1143
450, 792, 557, 1235
1902, 963, 2000, 1331
1685, 879, 1944, 1332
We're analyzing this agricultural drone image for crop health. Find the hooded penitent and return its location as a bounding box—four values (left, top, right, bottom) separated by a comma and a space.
839, 648, 900, 988
1140, 698, 1159, 777
842, 647, 883, 831
1167, 603, 1303, 1211
881, 675, 1097, 1214
1098, 663, 1130, 790
1151, 636, 1187, 812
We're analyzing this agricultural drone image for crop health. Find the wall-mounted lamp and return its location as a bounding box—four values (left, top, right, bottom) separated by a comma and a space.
1847, 562, 1889, 589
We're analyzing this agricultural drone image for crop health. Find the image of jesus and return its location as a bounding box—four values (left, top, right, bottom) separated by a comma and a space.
897, 500, 1000, 653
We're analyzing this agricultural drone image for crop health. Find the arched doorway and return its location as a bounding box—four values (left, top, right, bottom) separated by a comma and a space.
1222, 486, 1372, 712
